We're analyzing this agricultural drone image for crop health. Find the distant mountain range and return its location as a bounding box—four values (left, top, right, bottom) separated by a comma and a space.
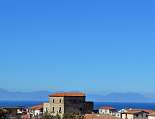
87, 92, 155, 102
0, 88, 155, 102
0, 88, 51, 101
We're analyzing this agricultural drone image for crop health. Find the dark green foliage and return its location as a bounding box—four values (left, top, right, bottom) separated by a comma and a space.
42, 113, 61, 119
42, 113, 84, 119
0, 109, 8, 119
63, 113, 84, 119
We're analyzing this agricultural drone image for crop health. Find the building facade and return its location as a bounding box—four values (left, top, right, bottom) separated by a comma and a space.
148, 112, 155, 119
43, 102, 50, 114
121, 110, 148, 119
99, 106, 117, 116
46, 92, 93, 117
30, 104, 43, 118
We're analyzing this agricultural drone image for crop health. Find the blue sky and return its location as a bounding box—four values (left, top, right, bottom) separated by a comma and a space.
0, 0, 155, 93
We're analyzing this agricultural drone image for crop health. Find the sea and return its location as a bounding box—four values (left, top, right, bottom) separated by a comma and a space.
1, 101, 155, 110
94, 102, 155, 110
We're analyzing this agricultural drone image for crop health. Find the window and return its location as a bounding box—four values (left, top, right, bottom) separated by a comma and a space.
53, 99, 54, 103
59, 99, 61, 103
73, 100, 76, 103
45, 108, 48, 112
136, 114, 138, 117
52, 107, 55, 113
59, 107, 62, 113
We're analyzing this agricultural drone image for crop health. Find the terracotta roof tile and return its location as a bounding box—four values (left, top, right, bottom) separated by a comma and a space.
85, 114, 120, 119
31, 104, 43, 110
49, 92, 85, 97
125, 109, 154, 114
149, 112, 155, 116
99, 106, 116, 110
123, 109, 149, 114
133, 109, 155, 114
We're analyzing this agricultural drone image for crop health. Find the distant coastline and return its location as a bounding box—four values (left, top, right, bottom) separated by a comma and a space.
1, 101, 155, 110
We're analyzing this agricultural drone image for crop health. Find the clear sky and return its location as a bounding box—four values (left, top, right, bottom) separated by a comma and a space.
0, 0, 155, 93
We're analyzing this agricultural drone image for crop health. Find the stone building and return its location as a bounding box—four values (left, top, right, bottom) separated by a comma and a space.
46, 92, 93, 117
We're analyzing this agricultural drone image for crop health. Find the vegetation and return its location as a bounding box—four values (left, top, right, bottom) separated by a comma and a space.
42, 113, 84, 119
63, 113, 84, 119
0, 110, 84, 119
42, 113, 61, 119
0, 109, 8, 119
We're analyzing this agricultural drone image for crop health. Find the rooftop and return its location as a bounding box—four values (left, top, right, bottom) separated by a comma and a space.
85, 114, 120, 119
49, 92, 85, 97
31, 104, 43, 110
99, 106, 116, 110
149, 112, 155, 116
123, 110, 149, 114
131, 109, 155, 114
123, 109, 155, 114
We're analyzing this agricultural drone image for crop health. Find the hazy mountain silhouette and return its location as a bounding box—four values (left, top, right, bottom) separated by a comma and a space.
87, 92, 155, 102
0, 88, 51, 101
0, 89, 155, 102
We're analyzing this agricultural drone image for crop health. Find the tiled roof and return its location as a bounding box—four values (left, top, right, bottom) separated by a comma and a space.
85, 114, 120, 119
99, 106, 116, 110
49, 92, 85, 97
149, 112, 155, 116
135, 109, 155, 114
31, 104, 43, 110
125, 109, 154, 114
124, 110, 143, 114
123, 109, 149, 114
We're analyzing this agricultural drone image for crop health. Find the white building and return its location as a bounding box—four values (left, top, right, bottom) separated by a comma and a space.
121, 110, 148, 119
115, 112, 121, 118
99, 106, 117, 116
31, 104, 43, 117
148, 112, 155, 119
115, 109, 127, 118
43, 102, 50, 114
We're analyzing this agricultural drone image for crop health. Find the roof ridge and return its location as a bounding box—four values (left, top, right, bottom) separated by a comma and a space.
49, 92, 85, 97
